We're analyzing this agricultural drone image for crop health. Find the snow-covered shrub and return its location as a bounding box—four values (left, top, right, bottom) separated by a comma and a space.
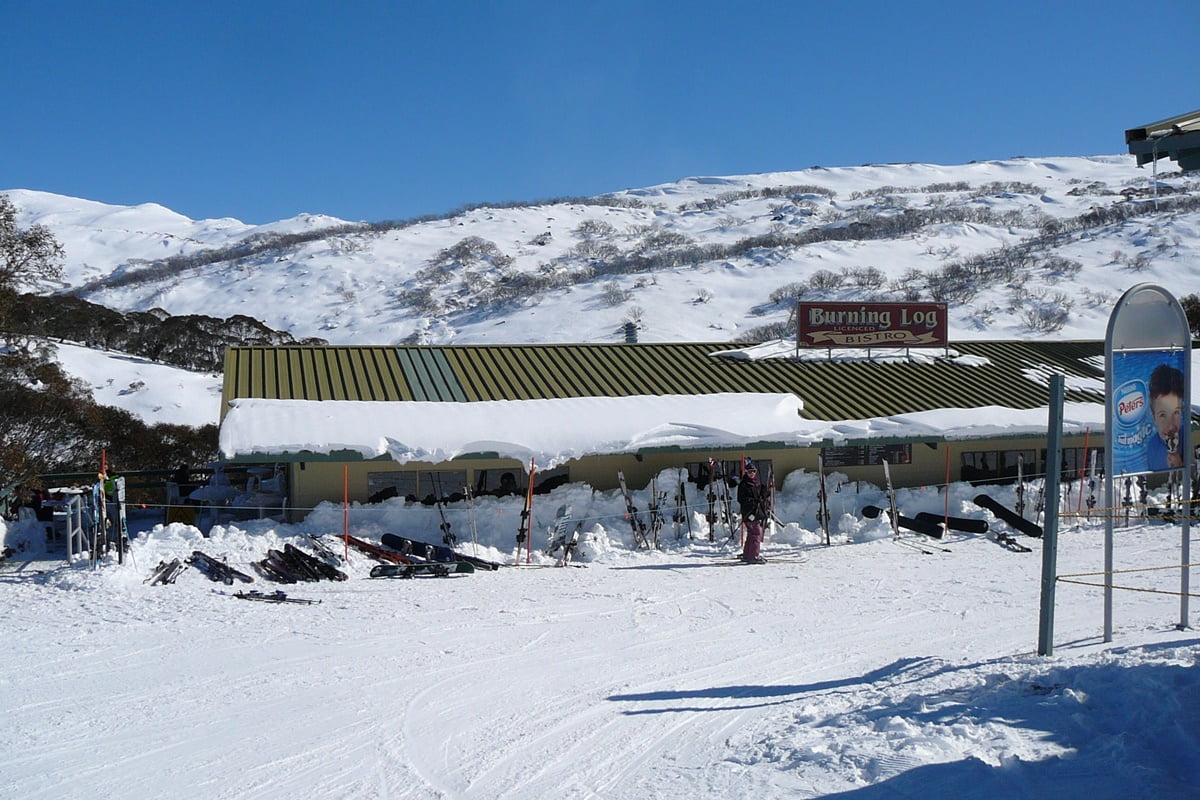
808, 269, 843, 291
573, 219, 616, 239
600, 281, 630, 307
769, 281, 807, 305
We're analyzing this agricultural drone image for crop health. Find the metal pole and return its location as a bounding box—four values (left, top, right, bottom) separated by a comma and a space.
1182, 463, 1193, 630
1038, 374, 1065, 656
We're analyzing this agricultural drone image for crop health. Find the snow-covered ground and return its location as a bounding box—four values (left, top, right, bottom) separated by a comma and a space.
4, 158, 1199, 798
2, 477, 1197, 799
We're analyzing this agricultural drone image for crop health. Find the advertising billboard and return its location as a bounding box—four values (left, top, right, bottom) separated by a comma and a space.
797, 301, 948, 348
1110, 349, 1188, 476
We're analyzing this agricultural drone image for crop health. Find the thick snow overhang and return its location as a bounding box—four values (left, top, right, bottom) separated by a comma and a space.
218, 392, 1108, 468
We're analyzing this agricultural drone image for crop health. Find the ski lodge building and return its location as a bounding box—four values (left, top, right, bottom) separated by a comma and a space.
215, 339, 1195, 515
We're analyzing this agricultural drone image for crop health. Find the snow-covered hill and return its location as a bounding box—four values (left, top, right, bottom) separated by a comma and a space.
51, 342, 222, 427
9, 155, 1200, 348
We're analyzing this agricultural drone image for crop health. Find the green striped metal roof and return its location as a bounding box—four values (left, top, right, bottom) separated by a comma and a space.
221, 340, 1110, 423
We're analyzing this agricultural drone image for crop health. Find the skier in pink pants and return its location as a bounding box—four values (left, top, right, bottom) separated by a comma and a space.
737, 461, 771, 563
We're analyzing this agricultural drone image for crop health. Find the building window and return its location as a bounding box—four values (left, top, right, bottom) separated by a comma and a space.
961, 449, 1035, 485
471, 466, 569, 498
1045, 447, 1105, 482
367, 470, 470, 504
686, 458, 773, 488
367, 471, 418, 504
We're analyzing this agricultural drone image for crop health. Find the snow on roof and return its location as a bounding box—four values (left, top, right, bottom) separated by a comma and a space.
219, 392, 1107, 467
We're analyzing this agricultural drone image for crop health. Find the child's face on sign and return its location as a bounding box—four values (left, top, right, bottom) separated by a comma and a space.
1152, 391, 1183, 441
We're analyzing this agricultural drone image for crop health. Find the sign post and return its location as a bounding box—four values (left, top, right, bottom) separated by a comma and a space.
1104, 284, 1192, 639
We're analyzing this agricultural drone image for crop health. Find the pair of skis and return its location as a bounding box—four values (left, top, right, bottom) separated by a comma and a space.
617, 470, 651, 549
514, 459, 537, 564
704, 458, 737, 541
673, 470, 693, 540
545, 504, 584, 566
189, 550, 256, 585
233, 590, 318, 605
145, 558, 187, 585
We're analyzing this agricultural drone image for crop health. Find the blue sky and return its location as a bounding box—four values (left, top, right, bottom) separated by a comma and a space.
4, 1, 1196, 225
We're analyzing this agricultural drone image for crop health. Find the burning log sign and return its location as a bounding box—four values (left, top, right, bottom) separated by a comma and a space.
797, 301, 948, 348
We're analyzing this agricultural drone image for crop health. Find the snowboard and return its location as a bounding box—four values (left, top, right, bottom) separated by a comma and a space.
380, 533, 503, 571
862, 505, 944, 539
914, 512, 989, 534
973, 494, 1043, 538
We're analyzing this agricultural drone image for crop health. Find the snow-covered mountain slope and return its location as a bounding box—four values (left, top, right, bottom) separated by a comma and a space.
9, 155, 1200, 347
51, 342, 222, 427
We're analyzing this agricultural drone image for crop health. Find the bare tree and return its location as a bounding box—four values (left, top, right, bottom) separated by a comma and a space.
0, 196, 65, 338
0, 196, 64, 293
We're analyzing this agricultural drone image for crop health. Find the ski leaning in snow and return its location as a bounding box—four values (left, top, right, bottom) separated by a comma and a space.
113, 476, 131, 564
187, 550, 255, 585
305, 534, 345, 567
1015, 454, 1026, 519
369, 560, 475, 578
340, 533, 413, 564
545, 505, 581, 565
647, 477, 666, 549
973, 494, 1043, 538
673, 470, 693, 540
514, 459, 536, 564
816, 454, 831, 546
428, 472, 455, 546
232, 590, 319, 605
617, 470, 650, 549
283, 543, 347, 581
704, 462, 717, 541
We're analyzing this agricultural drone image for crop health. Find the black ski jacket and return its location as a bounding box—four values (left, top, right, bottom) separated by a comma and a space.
737, 478, 771, 521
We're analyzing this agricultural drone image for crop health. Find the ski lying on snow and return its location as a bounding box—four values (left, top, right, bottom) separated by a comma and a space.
233, 590, 319, 605
993, 532, 1033, 552
145, 558, 187, 585
188, 550, 255, 584
369, 561, 475, 578
711, 555, 809, 566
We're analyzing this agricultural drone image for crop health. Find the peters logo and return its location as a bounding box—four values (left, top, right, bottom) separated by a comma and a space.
1115, 380, 1148, 424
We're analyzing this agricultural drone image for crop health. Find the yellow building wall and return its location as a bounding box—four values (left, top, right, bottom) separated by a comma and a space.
285, 429, 1165, 517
